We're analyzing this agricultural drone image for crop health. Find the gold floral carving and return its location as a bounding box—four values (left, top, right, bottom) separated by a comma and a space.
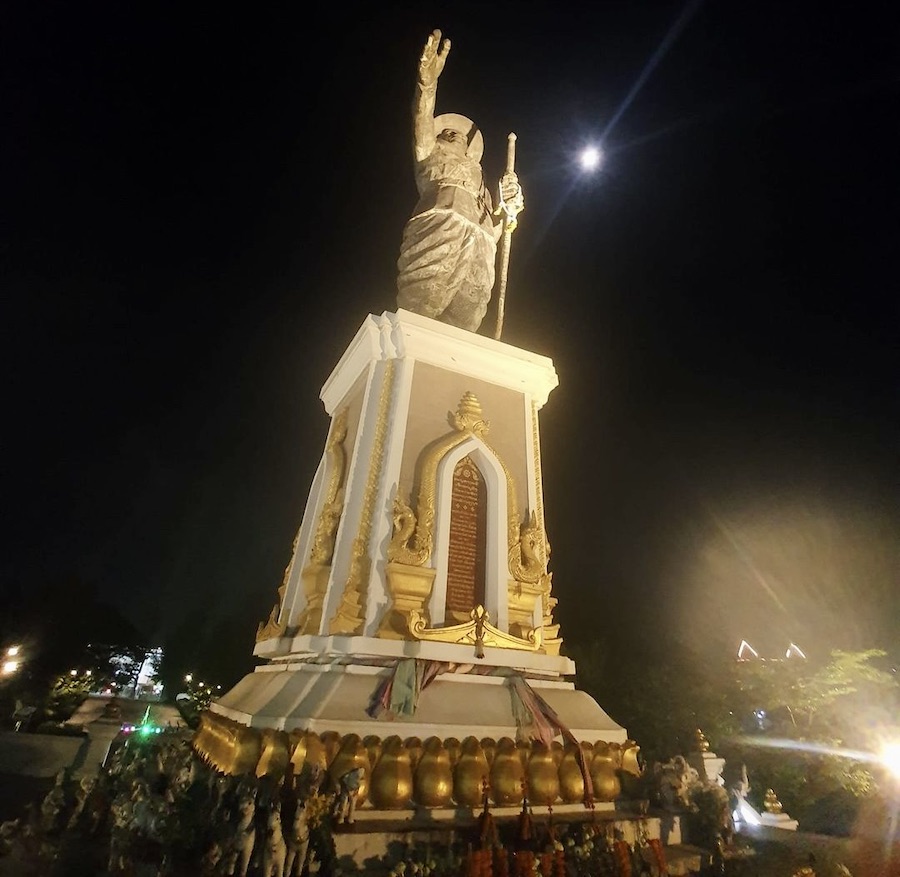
309, 408, 349, 566
507, 510, 546, 585
409, 604, 541, 658
293, 408, 350, 635
531, 400, 562, 655
256, 584, 288, 643
329, 361, 395, 635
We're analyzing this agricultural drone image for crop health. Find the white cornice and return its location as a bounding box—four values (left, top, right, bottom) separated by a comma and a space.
320, 310, 559, 413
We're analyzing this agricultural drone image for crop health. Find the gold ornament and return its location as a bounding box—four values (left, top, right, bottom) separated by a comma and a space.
444, 736, 461, 769
414, 737, 454, 807
454, 737, 490, 807
396, 737, 419, 773
525, 742, 560, 807
369, 735, 413, 809
490, 737, 525, 806
329, 361, 395, 635
589, 741, 622, 803
256, 729, 290, 779
558, 743, 586, 803
764, 789, 783, 814
362, 735, 383, 770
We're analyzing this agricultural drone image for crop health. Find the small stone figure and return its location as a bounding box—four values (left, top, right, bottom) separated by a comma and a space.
333, 766, 365, 825
653, 755, 699, 810
221, 785, 257, 877
284, 802, 310, 877
66, 776, 97, 830
261, 804, 288, 877
397, 30, 524, 333
40, 769, 71, 834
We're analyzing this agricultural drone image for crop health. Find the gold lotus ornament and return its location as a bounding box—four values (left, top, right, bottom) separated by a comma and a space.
525, 742, 560, 806
454, 737, 489, 807
590, 741, 622, 803
404, 736, 424, 773
369, 736, 413, 809
558, 743, 586, 803
320, 731, 342, 767
490, 737, 525, 806
414, 737, 453, 807
444, 736, 461, 769
256, 729, 290, 779
481, 737, 497, 767
363, 735, 383, 770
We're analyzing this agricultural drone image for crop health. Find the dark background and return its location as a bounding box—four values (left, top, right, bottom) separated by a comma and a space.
2, 2, 898, 688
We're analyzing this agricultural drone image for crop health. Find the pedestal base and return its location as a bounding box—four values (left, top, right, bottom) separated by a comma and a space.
213, 662, 625, 742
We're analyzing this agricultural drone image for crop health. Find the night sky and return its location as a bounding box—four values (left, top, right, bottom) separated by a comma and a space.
3, 2, 898, 684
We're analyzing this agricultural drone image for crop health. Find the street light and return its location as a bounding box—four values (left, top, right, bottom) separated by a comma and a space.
184, 674, 193, 683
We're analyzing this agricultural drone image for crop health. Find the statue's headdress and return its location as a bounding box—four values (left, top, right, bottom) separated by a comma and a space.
434, 113, 483, 161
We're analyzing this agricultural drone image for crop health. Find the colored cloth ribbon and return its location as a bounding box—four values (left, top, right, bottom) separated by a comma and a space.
508, 675, 595, 806
366, 658, 448, 718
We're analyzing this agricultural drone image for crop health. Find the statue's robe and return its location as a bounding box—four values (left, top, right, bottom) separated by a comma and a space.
397, 148, 497, 332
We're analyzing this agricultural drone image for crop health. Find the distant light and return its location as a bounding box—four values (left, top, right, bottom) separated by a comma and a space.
579, 145, 603, 172
184, 674, 192, 683
736, 798, 760, 825
737, 640, 759, 660
70, 669, 78, 676
2, 660, 20, 675
85, 670, 92, 677
882, 743, 900, 779
7, 646, 20, 657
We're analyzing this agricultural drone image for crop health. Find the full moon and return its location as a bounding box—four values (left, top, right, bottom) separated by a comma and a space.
579, 145, 603, 171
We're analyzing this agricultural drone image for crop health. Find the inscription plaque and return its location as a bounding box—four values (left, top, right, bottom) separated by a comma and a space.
445, 455, 486, 621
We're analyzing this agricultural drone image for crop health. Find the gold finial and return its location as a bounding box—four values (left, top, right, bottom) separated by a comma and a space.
763, 788, 783, 814
449, 392, 490, 436
694, 728, 710, 753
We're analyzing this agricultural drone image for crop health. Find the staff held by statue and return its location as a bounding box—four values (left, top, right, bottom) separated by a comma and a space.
493, 131, 524, 340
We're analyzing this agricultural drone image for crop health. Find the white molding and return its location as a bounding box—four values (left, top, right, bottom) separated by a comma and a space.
320, 311, 559, 414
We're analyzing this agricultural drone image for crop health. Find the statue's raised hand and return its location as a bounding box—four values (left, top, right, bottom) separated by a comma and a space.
418, 29, 450, 88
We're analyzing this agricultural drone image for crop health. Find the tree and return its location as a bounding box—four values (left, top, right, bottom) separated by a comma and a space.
722, 649, 899, 834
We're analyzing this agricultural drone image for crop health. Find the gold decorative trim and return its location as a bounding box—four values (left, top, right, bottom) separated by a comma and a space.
292, 408, 350, 635
409, 604, 541, 658
378, 562, 437, 638
531, 401, 562, 653
256, 583, 288, 643
329, 361, 395, 635
309, 408, 349, 566
507, 510, 546, 585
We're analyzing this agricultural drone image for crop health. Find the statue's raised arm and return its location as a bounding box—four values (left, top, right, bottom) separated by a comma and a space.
412, 30, 450, 162
397, 30, 523, 334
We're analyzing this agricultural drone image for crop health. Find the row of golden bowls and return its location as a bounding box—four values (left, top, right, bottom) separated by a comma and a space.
193, 712, 641, 809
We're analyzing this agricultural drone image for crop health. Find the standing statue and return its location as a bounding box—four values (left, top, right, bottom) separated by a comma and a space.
397, 30, 524, 333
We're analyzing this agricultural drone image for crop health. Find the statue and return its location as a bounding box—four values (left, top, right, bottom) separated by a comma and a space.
284, 803, 310, 877
397, 30, 524, 334
260, 804, 287, 877
221, 785, 257, 877
333, 766, 365, 825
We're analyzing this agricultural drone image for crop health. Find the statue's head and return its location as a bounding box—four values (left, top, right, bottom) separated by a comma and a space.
434, 113, 483, 161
